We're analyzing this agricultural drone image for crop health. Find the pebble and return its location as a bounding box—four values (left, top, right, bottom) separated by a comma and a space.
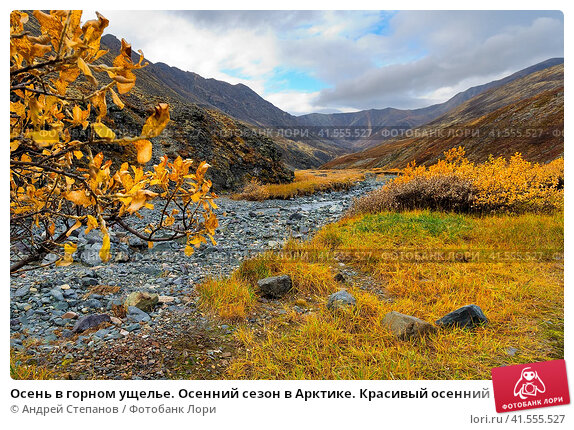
62, 311, 78, 319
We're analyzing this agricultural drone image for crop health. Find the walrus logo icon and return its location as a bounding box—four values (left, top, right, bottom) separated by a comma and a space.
513, 367, 546, 399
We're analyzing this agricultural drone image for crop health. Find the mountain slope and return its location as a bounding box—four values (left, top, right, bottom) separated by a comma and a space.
322, 64, 563, 169
97, 36, 295, 190
298, 58, 563, 150
103, 31, 563, 167
102, 35, 296, 127
20, 16, 297, 191
100, 35, 344, 169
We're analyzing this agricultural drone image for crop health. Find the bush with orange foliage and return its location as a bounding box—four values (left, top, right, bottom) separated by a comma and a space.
10, 11, 218, 272
350, 147, 563, 215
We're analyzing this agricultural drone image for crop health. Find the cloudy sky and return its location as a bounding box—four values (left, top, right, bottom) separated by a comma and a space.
94, 10, 563, 115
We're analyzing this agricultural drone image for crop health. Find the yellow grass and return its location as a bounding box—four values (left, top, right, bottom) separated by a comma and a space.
236, 251, 340, 297
233, 168, 392, 201
196, 275, 256, 321
224, 210, 563, 379
10, 349, 54, 380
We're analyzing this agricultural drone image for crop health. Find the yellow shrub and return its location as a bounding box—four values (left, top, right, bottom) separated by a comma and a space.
353, 147, 563, 214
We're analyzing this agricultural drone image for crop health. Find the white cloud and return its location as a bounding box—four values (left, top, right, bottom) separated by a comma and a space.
90, 10, 563, 114
316, 11, 564, 109
265, 91, 322, 116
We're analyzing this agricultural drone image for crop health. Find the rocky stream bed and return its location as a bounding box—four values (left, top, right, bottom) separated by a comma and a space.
10, 179, 387, 379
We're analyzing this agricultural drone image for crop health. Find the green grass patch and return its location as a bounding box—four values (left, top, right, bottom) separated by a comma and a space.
352, 211, 473, 240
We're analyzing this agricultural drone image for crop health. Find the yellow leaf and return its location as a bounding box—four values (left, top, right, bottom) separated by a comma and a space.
57, 241, 78, 266
163, 215, 175, 227
133, 139, 152, 164
69, 104, 90, 129
184, 245, 194, 256
82, 12, 109, 55
93, 122, 116, 140
189, 235, 203, 247
115, 73, 136, 94
10, 141, 20, 152
66, 220, 82, 237
110, 88, 124, 109
65, 190, 94, 207
126, 194, 145, 214
64, 242, 77, 255
73, 150, 84, 159
48, 222, 56, 236
55, 257, 73, 267
91, 90, 107, 120
93, 152, 104, 168
30, 129, 59, 145
141, 103, 170, 138
196, 161, 211, 178
148, 241, 154, 249
113, 75, 135, 84
77, 57, 97, 86
205, 212, 219, 234
99, 234, 111, 262
85, 214, 99, 234
56, 67, 81, 94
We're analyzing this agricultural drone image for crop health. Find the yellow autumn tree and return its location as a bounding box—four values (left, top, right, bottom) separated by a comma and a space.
10, 10, 218, 273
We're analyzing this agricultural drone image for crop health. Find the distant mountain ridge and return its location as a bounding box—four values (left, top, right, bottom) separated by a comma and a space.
101, 35, 563, 172
103, 34, 563, 155
296, 58, 563, 149
322, 64, 564, 170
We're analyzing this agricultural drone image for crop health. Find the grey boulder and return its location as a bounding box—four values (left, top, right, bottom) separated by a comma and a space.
327, 290, 356, 310
73, 314, 111, 333
127, 306, 151, 323
257, 275, 293, 299
383, 311, 436, 339
435, 304, 488, 329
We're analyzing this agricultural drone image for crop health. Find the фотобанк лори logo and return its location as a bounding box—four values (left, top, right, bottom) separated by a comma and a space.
491, 359, 570, 413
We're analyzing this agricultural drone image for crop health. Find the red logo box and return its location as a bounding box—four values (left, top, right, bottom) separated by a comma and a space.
491, 359, 570, 413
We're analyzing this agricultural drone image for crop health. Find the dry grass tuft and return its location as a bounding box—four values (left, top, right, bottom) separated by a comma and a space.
196, 275, 256, 321
236, 252, 338, 297
234, 179, 270, 201
10, 349, 54, 380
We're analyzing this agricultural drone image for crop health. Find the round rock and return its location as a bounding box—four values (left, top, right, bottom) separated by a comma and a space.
327, 290, 356, 310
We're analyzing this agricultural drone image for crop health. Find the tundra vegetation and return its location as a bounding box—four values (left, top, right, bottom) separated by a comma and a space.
201, 149, 563, 379
233, 168, 393, 201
